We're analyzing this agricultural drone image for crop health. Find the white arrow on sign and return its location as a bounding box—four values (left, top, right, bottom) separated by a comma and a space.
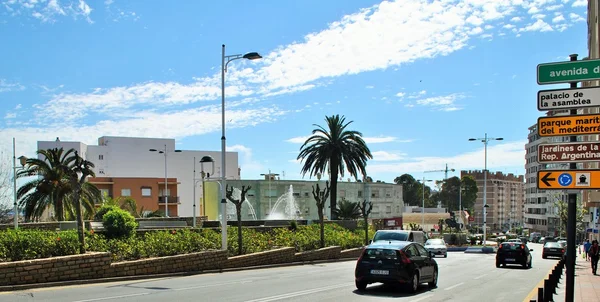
538, 86, 600, 111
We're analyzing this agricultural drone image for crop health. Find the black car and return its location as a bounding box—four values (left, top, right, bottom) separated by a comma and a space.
354, 241, 438, 293
496, 242, 533, 268
542, 242, 565, 259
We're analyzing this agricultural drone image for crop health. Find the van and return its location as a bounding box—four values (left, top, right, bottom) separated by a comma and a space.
370, 230, 428, 245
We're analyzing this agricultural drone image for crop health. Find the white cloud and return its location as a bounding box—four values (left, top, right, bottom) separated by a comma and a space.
0, 79, 25, 93
396, 92, 406, 98
4, 0, 94, 23
545, 4, 564, 10
511, 16, 522, 22
519, 19, 554, 32
365, 85, 375, 89
552, 14, 566, 23
372, 151, 406, 161
4, 113, 16, 119
572, 0, 587, 7
503, 24, 516, 29
413, 93, 466, 111
527, 6, 540, 14
367, 140, 526, 175
569, 13, 586, 22
532, 14, 546, 19
228, 145, 264, 178
285, 135, 408, 144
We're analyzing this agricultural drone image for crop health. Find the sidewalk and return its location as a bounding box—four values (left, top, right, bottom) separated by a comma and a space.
555, 259, 600, 302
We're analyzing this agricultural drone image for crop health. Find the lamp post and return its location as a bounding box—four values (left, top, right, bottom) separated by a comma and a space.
192, 156, 215, 227
418, 177, 433, 229
261, 169, 279, 215
12, 137, 27, 229
469, 133, 503, 246
149, 144, 181, 217
221, 44, 262, 250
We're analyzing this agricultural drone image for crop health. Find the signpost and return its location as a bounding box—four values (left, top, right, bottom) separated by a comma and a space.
537, 59, 600, 84
537, 170, 600, 190
537, 142, 600, 164
537, 113, 600, 137
538, 86, 600, 111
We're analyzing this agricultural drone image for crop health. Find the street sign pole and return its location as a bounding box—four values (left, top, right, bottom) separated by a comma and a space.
566, 53, 578, 302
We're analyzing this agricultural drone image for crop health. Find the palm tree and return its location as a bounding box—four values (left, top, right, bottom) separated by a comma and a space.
333, 198, 361, 220
297, 114, 372, 220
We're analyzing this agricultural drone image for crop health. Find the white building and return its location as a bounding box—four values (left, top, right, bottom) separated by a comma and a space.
37, 136, 239, 218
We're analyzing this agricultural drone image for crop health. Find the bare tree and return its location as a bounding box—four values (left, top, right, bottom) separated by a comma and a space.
312, 181, 330, 248
226, 185, 252, 256
0, 150, 14, 223
358, 199, 373, 245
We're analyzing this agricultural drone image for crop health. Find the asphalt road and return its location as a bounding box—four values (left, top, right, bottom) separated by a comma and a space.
0, 243, 558, 302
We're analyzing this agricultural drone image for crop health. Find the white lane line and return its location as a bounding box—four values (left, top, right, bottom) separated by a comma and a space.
474, 273, 488, 280
444, 282, 464, 291
72, 293, 150, 302
173, 279, 256, 291
411, 294, 434, 302
244, 283, 353, 302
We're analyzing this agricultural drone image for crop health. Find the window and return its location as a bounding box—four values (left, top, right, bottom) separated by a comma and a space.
141, 187, 151, 197
415, 244, 429, 256
98, 155, 104, 160
265, 189, 278, 197
386, 206, 392, 213
121, 189, 131, 197
304, 192, 309, 197
371, 190, 380, 198
98, 169, 105, 175
358, 191, 363, 198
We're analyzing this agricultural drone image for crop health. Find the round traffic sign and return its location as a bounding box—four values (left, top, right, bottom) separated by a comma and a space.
558, 173, 572, 186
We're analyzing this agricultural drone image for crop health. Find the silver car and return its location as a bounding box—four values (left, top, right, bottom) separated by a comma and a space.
424, 238, 448, 258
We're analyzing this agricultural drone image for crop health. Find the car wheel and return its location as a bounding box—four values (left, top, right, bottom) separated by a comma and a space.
355, 280, 367, 291
496, 261, 501, 268
528, 259, 532, 269
542, 254, 547, 259
407, 272, 419, 293
444, 253, 447, 258
428, 269, 438, 288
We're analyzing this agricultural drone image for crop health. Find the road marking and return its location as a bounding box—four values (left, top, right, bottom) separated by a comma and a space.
411, 294, 434, 302
243, 283, 352, 302
173, 279, 257, 291
444, 282, 464, 290
522, 265, 556, 302
474, 273, 488, 280
72, 292, 151, 302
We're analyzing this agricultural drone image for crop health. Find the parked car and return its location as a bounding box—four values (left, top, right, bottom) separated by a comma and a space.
371, 230, 429, 245
496, 242, 533, 268
424, 238, 448, 258
542, 242, 565, 259
506, 239, 522, 244
557, 240, 567, 248
355, 241, 438, 293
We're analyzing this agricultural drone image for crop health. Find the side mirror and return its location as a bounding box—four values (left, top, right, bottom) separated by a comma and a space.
368, 239, 373, 244
529, 249, 534, 252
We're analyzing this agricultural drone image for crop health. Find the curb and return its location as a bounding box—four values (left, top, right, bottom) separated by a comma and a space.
0, 257, 359, 292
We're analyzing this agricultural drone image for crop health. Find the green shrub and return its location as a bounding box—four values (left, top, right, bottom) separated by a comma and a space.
102, 208, 138, 238
0, 230, 79, 261
94, 205, 121, 221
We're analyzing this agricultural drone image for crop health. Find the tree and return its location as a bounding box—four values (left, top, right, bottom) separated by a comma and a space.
67, 151, 99, 254
418, 183, 437, 208
226, 185, 251, 256
0, 150, 13, 223
103, 194, 163, 218
298, 114, 372, 220
358, 199, 373, 245
431, 176, 478, 213
312, 181, 330, 248
394, 174, 420, 206
555, 198, 587, 237
333, 198, 361, 220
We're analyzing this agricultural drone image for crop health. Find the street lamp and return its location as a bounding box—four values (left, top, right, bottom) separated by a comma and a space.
418, 177, 433, 229
221, 44, 262, 251
469, 133, 503, 246
12, 137, 27, 229
192, 155, 214, 227
149, 145, 181, 217
261, 169, 279, 215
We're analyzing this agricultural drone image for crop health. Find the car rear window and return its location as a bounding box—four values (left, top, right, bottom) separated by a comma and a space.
363, 248, 398, 260
500, 243, 523, 250
544, 242, 561, 248
373, 232, 408, 242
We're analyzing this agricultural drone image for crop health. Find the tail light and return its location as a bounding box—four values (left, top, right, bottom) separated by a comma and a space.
562, 249, 565, 254
398, 250, 412, 264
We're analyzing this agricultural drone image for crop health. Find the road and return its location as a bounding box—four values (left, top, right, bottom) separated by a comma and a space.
0, 243, 557, 302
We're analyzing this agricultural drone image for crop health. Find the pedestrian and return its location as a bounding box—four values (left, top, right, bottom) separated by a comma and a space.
590, 240, 600, 275
584, 239, 592, 261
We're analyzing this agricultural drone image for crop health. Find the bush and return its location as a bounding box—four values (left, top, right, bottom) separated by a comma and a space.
102, 208, 138, 238
95, 205, 121, 221
0, 230, 79, 261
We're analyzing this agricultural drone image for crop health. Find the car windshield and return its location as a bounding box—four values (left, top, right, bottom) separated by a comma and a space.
425, 239, 445, 245
363, 248, 398, 260
544, 242, 561, 248
373, 232, 408, 242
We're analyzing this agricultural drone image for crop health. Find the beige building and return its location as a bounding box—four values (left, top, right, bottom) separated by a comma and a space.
461, 170, 525, 232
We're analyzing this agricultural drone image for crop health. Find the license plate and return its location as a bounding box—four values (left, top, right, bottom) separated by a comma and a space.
505, 258, 515, 262
550, 249, 556, 251
370, 269, 389, 275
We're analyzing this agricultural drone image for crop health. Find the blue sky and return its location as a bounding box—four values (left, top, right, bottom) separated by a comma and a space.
0, 0, 590, 185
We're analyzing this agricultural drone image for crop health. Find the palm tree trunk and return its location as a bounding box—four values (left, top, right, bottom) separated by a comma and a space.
318, 211, 325, 248
329, 163, 339, 220
236, 204, 243, 256
74, 187, 86, 254
56, 199, 64, 221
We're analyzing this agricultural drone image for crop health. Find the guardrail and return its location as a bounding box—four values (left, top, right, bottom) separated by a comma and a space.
530, 258, 564, 302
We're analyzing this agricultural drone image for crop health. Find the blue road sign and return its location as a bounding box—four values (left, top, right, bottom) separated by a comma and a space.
558, 173, 573, 187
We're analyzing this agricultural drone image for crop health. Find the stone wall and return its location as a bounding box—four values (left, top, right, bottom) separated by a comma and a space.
224, 247, 295, 269
294, 246, 342, 262
340, 247, 364, 259
106, 250, 227, 277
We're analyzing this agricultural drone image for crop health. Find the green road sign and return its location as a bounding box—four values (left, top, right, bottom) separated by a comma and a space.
537, 59, 600, 85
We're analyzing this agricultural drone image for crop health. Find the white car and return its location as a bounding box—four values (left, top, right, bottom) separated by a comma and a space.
424, 238, 448, 258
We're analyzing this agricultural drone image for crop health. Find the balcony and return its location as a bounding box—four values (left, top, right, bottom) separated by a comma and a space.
158, 196, 180, 204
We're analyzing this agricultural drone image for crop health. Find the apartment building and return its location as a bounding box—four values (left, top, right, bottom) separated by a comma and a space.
461, 170, 525, 232
37, 136, 239, 218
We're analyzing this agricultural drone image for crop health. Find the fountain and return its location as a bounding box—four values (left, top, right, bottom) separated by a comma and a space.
268, 185, 301, 220
225, 187, 258, 220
